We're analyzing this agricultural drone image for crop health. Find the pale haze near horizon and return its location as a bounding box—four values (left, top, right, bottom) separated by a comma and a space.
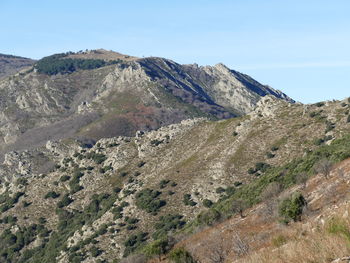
1, 0, 349, 103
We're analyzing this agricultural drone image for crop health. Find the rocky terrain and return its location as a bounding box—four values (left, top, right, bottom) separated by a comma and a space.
0, 49, 292, 159
1, 49, 350, 263
0, 88, 350, 262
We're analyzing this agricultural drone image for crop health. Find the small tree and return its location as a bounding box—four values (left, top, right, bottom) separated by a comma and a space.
314, 159, 333, 179
279, 192, 306, 223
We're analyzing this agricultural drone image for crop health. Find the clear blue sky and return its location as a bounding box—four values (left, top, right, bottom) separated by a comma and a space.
1, 0, 349, 103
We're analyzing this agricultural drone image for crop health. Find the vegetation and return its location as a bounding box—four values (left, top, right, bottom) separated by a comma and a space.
57, 194, 73, 208
168, 247, 196, 263
153, 214, 186, 240
183, 194, 197, 206
35, 52, 121, 75
0, 192, 25, 212
123, 232, 148, 257
143, 238, 169, 259
135, 189, 166, 214
203, 199, 213, 208
193, 133, 350, 227
44, 191, 60, 199
69, 169, 84, 194
327, 217, 350, 243
278, 192, 306, 223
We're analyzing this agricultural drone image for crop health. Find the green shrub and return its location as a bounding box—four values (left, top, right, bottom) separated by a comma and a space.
86, 152, 107, 164
315, 102, 325, 107
57, 194, 73, 208
159, 179, 170, 189
123, 232, 148, 257
347, 115, 350, 123
233, 181, 243, 187
16, 178, 28, 186
153, 214, 186, 240
266, 152, 275, 158
135, 189, 166, 214
60, 175, 71, 182
197, 208, 221, 226
215, 187, 225, 194
150, 139, 164, 147
143, 239, 168, 259
183, 194, 196, 206
137, 161, 146, 168
271, 146, 279, 151
203, 199, 213, 208
168, 247, 195, 263
69, 169, 84, 194
279, 192, 306, 223
44, 191, 60, 199
0, 192, 25, 212
120, 171, 128, 177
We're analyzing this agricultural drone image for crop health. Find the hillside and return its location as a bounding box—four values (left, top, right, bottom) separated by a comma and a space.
0, 54, 35, 79
0, 49, 291, 159
0, 95, 350, 262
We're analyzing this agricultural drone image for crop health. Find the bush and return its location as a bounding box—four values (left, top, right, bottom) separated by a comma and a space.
86, 152, 107, 164
183, 194, 196, 206
315, 102, 325, 107
168, 247, 195, 263
279, 192, 306, 223
271, 146, 279, 151
60, 175, 71, 182
347, 115, 350, 123
266, 152, 275, 158
203, 199, 213, 208
143, 239, 168, 259
0, 192, 25, 212
135, 189, 166, 214
159, 180, 170, 189
44, 191, 60, 199
153, 214, 186, 240
123, 232, 148, 257
215, 187, 225, 194
197, 208, 221, 226
69, 169, 84, 194
138, 161, 146, 168
57, 194, 73, 208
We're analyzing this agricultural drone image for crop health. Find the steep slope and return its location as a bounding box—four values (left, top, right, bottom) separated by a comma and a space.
0, 54, 35, 79
0, 49, 292, 158
0, 96, 349, 262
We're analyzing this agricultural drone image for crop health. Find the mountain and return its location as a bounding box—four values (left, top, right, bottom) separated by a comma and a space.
0, 54, 35, 79
0, 93, 349, 262
0, 49, 292, 158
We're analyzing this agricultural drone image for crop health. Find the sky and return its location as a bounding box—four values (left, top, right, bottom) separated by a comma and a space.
1, 0, 349, 103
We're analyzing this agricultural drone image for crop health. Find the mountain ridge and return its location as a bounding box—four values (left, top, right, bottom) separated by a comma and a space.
0, 49, 293, 159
